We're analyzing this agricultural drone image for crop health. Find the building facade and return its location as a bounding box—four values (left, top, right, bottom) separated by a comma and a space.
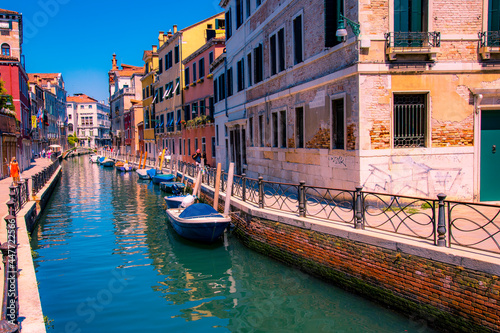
0, 8, 31, 173
182, 37, 225, 167
108, 54, 144, 154
153, 14, 225, 162
218, 0, 500, 202
141, 47, 159, 158
66, 94, 110, 148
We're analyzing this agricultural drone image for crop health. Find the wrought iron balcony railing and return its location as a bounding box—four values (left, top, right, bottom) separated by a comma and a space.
385, 31, 441, 48
479, 31, 500, 47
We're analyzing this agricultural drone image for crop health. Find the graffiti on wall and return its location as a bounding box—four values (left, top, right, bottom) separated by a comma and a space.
362, 155, 467, 198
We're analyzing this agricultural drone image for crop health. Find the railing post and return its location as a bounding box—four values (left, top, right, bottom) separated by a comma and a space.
437, 193, 447, 247
241, 174, 246, 202
258, 176, 264, 209
221, 171, 225, 193
354, 186, 364, 229
298, 181, 306, 217
8, 186, 16, 216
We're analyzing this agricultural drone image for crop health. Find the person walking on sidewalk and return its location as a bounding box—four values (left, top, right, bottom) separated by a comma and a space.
9, 157, 19, 185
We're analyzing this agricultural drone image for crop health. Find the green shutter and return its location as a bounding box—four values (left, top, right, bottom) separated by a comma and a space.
410, 0, 423, 32
394, 0, 409, 32
489, 0, 500, 31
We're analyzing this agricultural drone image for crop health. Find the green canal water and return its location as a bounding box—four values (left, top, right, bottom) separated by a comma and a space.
31, 156, 436, 333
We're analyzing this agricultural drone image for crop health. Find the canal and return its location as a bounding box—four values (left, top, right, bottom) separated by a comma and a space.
31, 156, 436, 333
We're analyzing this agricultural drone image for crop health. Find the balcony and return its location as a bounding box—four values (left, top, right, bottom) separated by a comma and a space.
479, 31, 500, 60
110, 87, 134, 101
385, 32, 441, 61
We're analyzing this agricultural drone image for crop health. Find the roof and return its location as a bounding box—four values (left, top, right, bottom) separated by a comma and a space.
67, 94, 98, 103
0, 8, 20, 15
112, 64, 145, 77
28, 73, 61, 82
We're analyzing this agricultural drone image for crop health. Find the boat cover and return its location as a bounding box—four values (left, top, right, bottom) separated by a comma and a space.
146, 169, 157, 177
178, 203, 224, 219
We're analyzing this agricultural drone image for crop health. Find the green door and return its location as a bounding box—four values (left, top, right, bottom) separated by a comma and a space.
480, 110, 500, 201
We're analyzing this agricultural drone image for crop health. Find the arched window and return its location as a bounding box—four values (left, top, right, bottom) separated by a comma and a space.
1, 44, 10, 56
68, 123, 73, 132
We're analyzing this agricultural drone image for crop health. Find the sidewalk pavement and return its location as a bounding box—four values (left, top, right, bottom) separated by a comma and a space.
0, 157, 55, 333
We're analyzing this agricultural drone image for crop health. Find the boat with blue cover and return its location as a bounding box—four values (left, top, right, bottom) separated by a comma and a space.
152, 173, 175, 184
100, 157, 115, 167
165, 203, 231, 243
136, 168, 156, 180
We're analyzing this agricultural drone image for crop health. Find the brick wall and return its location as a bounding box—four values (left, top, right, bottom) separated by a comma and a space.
197, 183, 499, 333
228, 211, 500, 333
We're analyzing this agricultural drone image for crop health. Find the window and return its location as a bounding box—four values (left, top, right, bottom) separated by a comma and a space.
393, 94, 427, 148
247, 53, 252, 87
199, 58, 205, 79
159, 86, 164, 102
331, 98, 344, 149
214, 78, 218, 103
1, 43, 9, 56
199, 99, 206, 115
293, 14, 303, 64
249, 116, 254, 146
174, 45, 179, 63
394, 0, 426, 33
216, 18, 225, 29
270, 34, 277, 75
237, 59, 245, 92
175, 78, 180, 95
202, 137, 206, 156
256, 0, 262, 6
179, 138, 183, 155
236, 0, 243, 29
159, 58, 163, 74
295, 106, 304, 148
195, 138, 199, 152
188, 138, 191, 155
325, 0, 343, 47
184, 104, 191, 121
185, 67, 190, 85
218, 73, 226, 100
192, 102, 198, 118
209, 97, 214, 119
209, 51, 214, 65
193, 64, 197, 82
168, 50, 173, 68
69, 114, 72, 120
226, 8, 233, 39
259, 114, 264, 147
212, 137, 216, 158
80, 105, 84, 109
278, 111, 287, 148
183, 139, 185, 155
254, 44, 263, 83
246, 0, 251, 17
278, 28, 285, 72
216, 125, 219, 145
227, 67, 234, 96
89, 105, 93, 108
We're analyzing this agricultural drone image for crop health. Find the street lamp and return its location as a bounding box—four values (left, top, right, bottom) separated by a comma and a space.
336, 14, 360, 41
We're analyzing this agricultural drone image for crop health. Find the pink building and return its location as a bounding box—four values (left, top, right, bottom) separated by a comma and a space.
181, 37, 225, 167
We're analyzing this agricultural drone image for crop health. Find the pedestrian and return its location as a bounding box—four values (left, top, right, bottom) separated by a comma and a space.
47, 149, 52, 160
192, 149, 201, 166
9, 157, 19, 185
42, 149, 46, 158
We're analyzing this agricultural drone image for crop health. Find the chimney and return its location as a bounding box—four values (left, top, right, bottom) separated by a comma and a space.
167, 29, 173, 39
158, 31, 164, 47
173, 25, 177, 34
112, 53, 118, 70
152, 45, 157, 53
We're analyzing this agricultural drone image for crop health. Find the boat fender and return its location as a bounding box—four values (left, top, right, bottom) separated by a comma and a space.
181, 195, 195, 208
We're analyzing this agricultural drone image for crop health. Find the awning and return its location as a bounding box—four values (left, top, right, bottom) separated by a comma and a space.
168, 119, 174, 126
49, 144, 61, 148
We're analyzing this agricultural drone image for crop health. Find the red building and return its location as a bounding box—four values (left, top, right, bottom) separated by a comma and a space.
181, 37, 225, 167
0, 8, 31, 173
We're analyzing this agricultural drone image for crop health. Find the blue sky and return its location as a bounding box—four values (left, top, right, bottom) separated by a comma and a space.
14, 0, 223, 103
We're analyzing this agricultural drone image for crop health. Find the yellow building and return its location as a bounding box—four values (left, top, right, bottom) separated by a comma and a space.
153, 13, 225, 157
141, 47, 159, 157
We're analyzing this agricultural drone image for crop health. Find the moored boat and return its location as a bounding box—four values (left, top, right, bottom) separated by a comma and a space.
101, 157, 115, 167
165, 203, 231, 243
160, 181, 186, 193
136, 168, 156, 180
152, 173, 175, 184
90, 154, 100, 163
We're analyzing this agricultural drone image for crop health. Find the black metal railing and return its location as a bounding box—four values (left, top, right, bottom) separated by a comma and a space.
172, 161, 499, 254
31, 159, 60, 196
10, 180, 29, 214
479, 31, 500, 47
385, 31, 441, 48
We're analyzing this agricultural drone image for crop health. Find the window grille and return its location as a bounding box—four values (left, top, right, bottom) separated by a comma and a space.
394, 94, 426, 148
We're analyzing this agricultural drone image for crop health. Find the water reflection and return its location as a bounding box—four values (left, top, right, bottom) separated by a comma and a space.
31, 156, 435, 333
